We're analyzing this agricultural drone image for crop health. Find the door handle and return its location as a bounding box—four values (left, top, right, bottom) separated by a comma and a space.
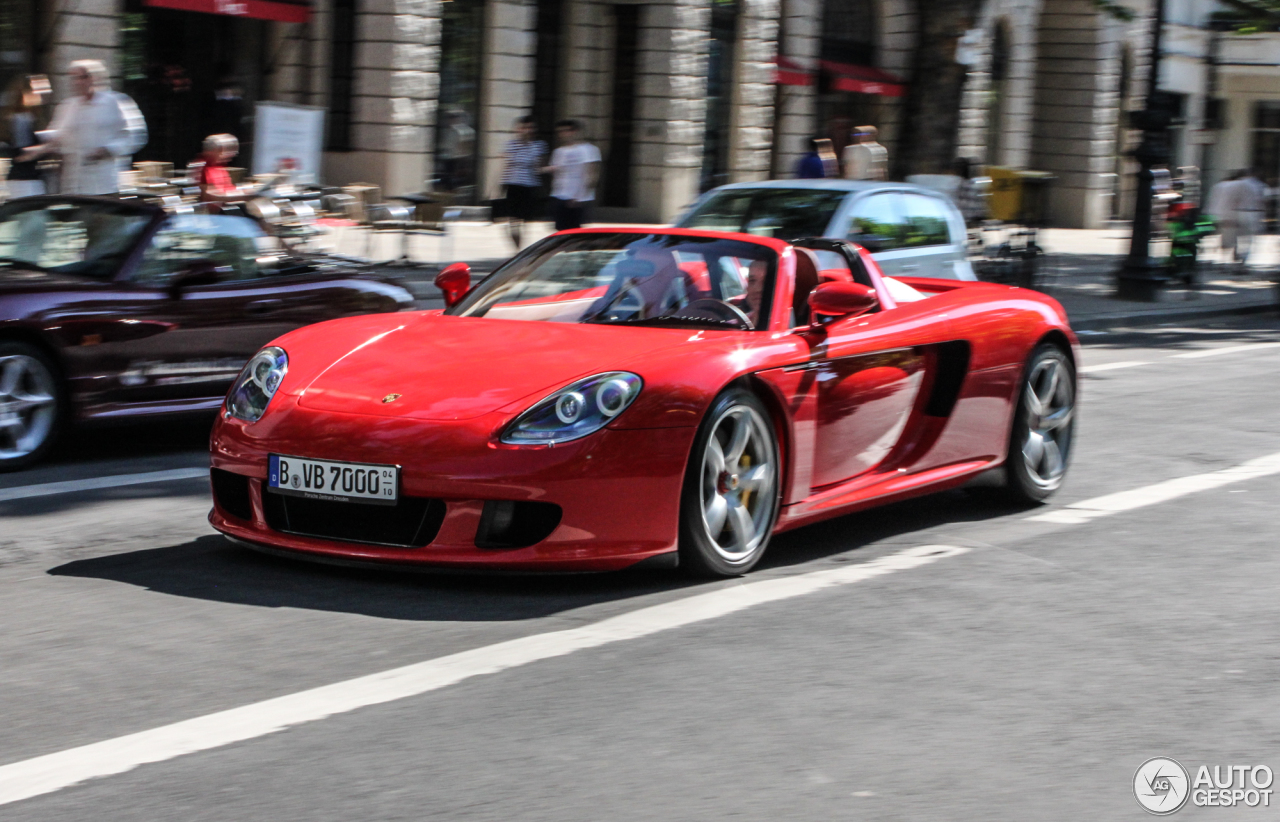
247, 299, 283, 315
899, 264, 920, 272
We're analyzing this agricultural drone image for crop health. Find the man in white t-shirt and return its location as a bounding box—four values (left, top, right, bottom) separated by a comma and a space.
544, 119, 601, 230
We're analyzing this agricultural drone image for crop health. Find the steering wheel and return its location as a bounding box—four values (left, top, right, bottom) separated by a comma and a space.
666, 298, 753, 330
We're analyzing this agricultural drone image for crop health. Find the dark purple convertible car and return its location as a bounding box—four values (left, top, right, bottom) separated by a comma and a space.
0, 195, 414, 470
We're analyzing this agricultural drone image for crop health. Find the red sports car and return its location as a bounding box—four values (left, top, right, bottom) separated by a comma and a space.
209, 228, 1078, 576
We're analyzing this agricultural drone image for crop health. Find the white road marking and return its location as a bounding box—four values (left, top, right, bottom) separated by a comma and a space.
1080, 361, 1150, 374
0, 544, 967, 807
0, 469, 208, 503
1172, 341, 1280, 359
1027, 451, 1280, 524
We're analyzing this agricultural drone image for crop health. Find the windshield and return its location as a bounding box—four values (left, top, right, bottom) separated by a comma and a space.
0, 200, 153, 278
451, 233, 777, 330
679, 188, 847, 239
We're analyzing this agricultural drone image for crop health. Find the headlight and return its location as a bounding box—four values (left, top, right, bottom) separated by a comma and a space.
226, 346, 288, 423
501, 372, 642, 445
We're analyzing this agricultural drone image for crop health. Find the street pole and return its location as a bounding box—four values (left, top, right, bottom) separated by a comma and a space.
1117, 0, 1171, 302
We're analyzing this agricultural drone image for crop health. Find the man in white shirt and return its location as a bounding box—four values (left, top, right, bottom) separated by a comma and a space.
1209, 169, 1264, 267
544, 119, 600, 230
842, 125, 888, 181
34, 60, 147, 195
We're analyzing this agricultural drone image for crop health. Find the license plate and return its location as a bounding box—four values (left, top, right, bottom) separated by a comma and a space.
268, 455, 399, 505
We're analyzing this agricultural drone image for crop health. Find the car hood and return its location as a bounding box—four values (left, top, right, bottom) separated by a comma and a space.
295, 315, 696, 421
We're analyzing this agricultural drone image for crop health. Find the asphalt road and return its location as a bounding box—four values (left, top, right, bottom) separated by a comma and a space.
2, 315, 1279, 820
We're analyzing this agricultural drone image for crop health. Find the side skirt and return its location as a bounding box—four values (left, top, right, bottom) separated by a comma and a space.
774, 458, 996, 533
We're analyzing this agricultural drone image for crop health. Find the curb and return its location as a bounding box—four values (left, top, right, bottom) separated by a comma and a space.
1068, 295, 1277, 331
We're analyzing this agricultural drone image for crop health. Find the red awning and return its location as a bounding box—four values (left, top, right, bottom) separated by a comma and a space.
820, 60, 905, 97
773, 55, 814, 87
144, 0, 309, 23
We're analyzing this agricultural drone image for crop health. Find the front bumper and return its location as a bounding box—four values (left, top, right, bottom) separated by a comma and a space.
209, 401, 695, 572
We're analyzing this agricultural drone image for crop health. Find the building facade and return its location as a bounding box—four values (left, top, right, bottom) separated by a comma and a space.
14, 0, 1280, 227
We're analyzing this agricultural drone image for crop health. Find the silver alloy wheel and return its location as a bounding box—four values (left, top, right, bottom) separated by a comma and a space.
700, 403, 778, 564
0, 354, 58, 462
1021, 352, 1074, 490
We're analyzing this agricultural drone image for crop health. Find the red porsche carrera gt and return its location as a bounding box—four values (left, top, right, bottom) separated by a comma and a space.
209, 228, 1078, 576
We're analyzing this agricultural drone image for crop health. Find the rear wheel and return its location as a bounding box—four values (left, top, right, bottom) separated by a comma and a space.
0, 342, 63, 472
1003, 343, 1075, 502
678, 388, 780, 577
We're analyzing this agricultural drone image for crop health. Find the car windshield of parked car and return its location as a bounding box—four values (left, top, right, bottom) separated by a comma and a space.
452, 233, 776, 330
0, 200, 152, 278
679, 188, 847, 240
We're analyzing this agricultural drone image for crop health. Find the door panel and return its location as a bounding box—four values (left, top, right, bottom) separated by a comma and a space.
806, 299, 952, 490
811, 348, 925, 488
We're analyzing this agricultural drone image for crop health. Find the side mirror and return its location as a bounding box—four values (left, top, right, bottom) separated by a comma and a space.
809, 281, 878, 322
168, 261, 228, 298
435, 261, 471, 308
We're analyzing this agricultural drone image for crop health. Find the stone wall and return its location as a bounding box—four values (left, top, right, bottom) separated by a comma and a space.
324, 0, 441, 196
562, 0, 614, 155
624, 0, 708, 222
1030, 0, 1151, 227
877, 0, 916, 155
42, 0, 123, 99
771, 0, 820, 177
728, 0, 779, 182
478, 0, 537, 201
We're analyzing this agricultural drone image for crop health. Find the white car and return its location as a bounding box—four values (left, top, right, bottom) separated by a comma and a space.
676, 179, 976, 281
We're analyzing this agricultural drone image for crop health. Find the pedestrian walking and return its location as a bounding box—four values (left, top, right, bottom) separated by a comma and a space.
795, 138, 826, 179
544, 119, 600, 231
1, 75, 51, 198
31, 60, 146, 195
842, 125, 887, 181
1209, 170, 1263, 268
500, 115, 547, 248
1241, 167, 1268, 243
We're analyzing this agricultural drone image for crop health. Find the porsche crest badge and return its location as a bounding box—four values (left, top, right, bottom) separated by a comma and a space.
381, 393, 402, 404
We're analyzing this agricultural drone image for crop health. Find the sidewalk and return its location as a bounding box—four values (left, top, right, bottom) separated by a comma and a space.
316, 222, 1278, 330
1034, 229, 1278, 330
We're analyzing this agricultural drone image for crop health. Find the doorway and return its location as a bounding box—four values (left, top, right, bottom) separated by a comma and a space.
121, 2, 267, 168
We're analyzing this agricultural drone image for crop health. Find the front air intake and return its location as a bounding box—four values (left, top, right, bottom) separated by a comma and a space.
475, 500, 563, 549
211, 469, 253, 521
263, 492, 445, 548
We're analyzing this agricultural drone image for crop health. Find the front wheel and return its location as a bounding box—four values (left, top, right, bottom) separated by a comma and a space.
678, 388, 781, 577
0, 342, 63, 472
1002, 343, 1075, 503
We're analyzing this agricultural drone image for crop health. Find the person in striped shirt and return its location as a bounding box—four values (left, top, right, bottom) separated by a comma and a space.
501, 115, 548, 249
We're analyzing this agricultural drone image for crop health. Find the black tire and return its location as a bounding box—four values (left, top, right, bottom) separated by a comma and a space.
1001, 342, 1075, 503
0, 341, 65, 472
678, 388, 781, 577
